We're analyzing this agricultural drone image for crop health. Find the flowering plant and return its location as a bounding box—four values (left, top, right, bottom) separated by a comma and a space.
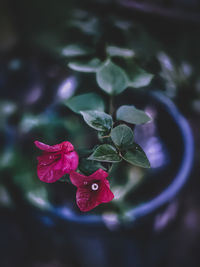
35, 53, 153, 212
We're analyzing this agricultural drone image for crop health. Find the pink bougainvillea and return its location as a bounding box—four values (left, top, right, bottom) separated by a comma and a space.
70, 169, 114, 212
34, 140, 79, 183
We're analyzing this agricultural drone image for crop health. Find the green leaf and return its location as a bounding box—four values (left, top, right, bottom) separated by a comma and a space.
80, 110, 113, 132
65, 93, 105, 114
69, 17, 98, 35
79, 158, 106, 175
0, 101, 17, 129
0, 101, 17, 117
68, 58, 102, 72
88, 144, 121, 163
61, 44, 92, 57
0, 149, 16, 170
106, 46, 135, 58
96, 59, 128, 95
127, 65, 153, 88
122, 143, 150, 168
116, 105, 151, 125
111, 124, 134, 149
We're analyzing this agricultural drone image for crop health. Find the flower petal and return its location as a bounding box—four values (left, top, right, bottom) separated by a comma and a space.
98, 180, 114, 203
69, 171, 87, 187
37, 151, 78, 183
61, 141, 74, 153
62, 151, 79, 173
70, 167, 107, 187
37, 151, 60, 164
71, 169, 113, 212
34, 141, 63, 152
76, 187, 99, 212
37, 156, 65, 183
89, 169, 109, 181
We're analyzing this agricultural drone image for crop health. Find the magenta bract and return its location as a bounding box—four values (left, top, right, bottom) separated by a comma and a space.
70, 169, 114, 212
34, 140, 79, 183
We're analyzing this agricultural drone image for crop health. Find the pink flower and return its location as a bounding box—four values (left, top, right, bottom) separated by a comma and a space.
34, 140, 79, 183
70, 169, 114, 212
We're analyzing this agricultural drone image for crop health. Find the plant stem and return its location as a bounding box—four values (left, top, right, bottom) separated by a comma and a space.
109, 95, 114, 116
108, 163, 114, 173
101, 134, 110, 138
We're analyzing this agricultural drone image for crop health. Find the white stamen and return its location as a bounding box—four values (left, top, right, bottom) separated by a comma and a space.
91, 183, 98, 191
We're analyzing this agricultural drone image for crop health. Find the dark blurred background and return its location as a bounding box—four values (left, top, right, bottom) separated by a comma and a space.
1, 0, 200, 266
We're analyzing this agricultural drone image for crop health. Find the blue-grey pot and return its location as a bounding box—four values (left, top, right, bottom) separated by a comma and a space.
26, 90, 194, 267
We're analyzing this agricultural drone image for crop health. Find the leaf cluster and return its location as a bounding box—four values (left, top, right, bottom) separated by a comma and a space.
62, 19, 153, 174
68, 58, 153, 95
65, 94, 151, 170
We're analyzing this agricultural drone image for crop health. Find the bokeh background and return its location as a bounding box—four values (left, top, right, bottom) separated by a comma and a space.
1, 0, 200, 266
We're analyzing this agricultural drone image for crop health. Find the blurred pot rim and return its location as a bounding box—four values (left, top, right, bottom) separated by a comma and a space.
44, 91, 194, 226
117, 0, 200, 25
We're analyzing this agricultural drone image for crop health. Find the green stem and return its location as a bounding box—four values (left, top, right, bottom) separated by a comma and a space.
108, 163, 114, 173
100, 134, 110, 138
109, 95, 114, 116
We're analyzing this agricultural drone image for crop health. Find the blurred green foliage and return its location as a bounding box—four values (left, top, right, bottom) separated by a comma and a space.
0, 0, 200, 216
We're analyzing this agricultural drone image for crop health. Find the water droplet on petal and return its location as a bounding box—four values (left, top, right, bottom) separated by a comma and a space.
91, 183, 98, 191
